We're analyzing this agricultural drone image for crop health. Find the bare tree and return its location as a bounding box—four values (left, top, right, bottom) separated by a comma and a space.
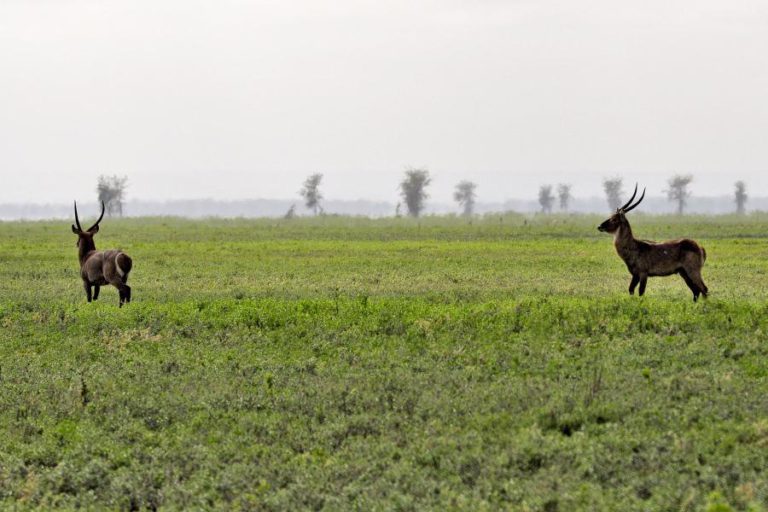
399, 168, 431, 217
557, 183, 572, 212
283, 204, 296, 219
538, 185, 555, 214
666, 174, 693, 215
735, 181, 747, 214
96, 175, 128, 217
453, 180, 477, 216
602, 177, 623, 210
300, 173, 324, 215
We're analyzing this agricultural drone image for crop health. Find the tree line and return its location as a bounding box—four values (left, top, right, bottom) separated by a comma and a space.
93, 171, 751, 218
540, 175, 748, 216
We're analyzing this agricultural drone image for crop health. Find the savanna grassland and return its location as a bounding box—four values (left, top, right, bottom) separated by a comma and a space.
1, 213, 768, 511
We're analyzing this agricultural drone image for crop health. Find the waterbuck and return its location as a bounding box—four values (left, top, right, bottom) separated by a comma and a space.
71, 201, 133, 307
597, 185, 708, 301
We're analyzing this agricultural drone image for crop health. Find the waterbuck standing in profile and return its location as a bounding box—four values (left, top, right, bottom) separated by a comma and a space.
72, 201, 133, 307
598, 184, 708, 301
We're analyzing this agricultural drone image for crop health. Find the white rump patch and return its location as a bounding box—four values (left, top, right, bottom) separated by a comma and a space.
116, 256, 125, 277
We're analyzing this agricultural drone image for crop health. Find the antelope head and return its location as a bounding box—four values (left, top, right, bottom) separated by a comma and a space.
598, 184, 646, 234
71, 201, 105, 252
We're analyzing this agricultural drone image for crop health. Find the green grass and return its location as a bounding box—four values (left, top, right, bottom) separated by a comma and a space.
1, 214, 767, 511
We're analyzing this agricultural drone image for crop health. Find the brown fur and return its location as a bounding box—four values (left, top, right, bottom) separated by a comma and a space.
72, 202, 133, 307
598, 209, 708, 301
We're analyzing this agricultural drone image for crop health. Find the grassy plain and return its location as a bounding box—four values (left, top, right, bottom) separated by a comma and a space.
1, 213, 768, 511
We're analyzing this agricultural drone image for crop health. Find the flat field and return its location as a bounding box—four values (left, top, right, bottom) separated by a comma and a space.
1, 214, 767, 511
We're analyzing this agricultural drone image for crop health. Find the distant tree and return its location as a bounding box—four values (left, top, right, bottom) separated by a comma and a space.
735, 180, 747, 214
666, 174, 693, 215
557, 183, 572, 211
97, 175, 128, 217
453, 180, 477, 216
538, 185, 555, 214
395, 202, 402, 218
399, 168, 431, 217
300, 173, 324, 215
603, 177, 623, 210
283, 204, 296, 219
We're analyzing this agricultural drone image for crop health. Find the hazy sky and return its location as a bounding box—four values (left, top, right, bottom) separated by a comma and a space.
1, 0, 767, 204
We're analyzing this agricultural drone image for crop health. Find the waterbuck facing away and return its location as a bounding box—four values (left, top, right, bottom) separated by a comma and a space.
598, 185, 708, 301
72, 201, 133, 307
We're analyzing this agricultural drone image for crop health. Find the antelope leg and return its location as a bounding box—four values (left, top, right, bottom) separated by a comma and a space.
638, 275, 648, 296
628, 274, 639, 295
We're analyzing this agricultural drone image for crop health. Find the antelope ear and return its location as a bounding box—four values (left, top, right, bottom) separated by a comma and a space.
89, 224, 100, 234
71, 224, 81, 234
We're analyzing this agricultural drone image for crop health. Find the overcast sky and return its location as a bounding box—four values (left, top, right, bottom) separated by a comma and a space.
1, 0, 767, 204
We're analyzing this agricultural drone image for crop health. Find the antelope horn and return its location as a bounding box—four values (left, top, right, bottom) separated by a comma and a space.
87, 201, 106, 232
619, 183, 638, 211
73, 201, 83, 231
623, 187, 646, 213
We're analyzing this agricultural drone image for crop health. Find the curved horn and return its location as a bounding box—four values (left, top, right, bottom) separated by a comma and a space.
623, 187, 646, 213
73, 201, 83, 231
87, 201, 106, 232
619, 183, 638, 211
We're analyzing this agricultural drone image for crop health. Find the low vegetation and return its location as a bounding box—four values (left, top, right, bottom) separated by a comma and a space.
1, 214, 767, 510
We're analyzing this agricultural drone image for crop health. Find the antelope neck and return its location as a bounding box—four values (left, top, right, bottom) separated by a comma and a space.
614, 222, 636, 250
78, 239, 97, 266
